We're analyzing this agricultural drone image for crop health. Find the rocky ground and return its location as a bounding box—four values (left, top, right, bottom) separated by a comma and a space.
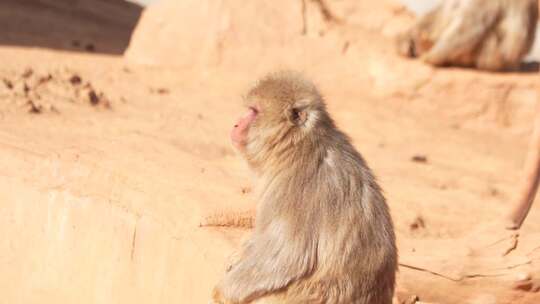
0, 1, 539, 303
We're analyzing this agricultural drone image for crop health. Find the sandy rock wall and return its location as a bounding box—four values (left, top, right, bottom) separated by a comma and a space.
126, 0, 322, 68
0, 180, 228, 303
125, 0, 538, 130
125, 0, 411, 69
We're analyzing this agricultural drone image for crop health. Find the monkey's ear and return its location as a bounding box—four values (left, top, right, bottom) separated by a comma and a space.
288, 107, 308, 126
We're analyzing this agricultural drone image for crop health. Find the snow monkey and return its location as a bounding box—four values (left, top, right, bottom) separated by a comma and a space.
211, 71, 397, 304
396, 0, 538, 71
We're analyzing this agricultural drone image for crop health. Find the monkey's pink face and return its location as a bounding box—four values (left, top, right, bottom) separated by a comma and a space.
231, 107, 258, 150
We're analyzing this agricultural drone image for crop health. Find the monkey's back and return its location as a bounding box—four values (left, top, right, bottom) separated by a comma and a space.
277, 131, 397, 304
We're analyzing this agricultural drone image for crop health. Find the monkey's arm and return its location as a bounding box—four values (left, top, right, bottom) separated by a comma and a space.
214, 220, 316, 303
423, 4, 500, 65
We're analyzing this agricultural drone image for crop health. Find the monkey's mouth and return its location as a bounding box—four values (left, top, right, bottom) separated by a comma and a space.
233, 107, 258, 128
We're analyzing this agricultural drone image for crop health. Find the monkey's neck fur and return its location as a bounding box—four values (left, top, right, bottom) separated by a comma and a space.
246, 111, 335, 175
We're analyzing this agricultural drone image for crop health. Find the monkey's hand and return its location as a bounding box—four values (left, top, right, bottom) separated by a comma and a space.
420, 51, 445, 66
223, 235, 253, 273
225, 249, 241, 272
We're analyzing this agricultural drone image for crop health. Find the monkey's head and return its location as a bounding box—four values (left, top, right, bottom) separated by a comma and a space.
231, 71, 330, 169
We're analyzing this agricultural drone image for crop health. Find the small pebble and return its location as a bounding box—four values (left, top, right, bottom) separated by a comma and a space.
411, 155, 428, 163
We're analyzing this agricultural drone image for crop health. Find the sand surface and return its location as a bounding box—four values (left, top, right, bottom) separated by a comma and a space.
0, 1, 539, 303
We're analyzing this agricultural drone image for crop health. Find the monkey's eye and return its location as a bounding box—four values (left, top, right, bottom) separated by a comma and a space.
291, 108, 300, 120
289, 107, 308, 125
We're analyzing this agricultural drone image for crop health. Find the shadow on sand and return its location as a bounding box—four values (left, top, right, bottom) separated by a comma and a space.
0, 0, 143, 55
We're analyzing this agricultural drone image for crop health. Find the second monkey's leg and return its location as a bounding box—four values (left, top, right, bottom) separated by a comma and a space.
463, 96, 540, 256
505, 99, 540, 230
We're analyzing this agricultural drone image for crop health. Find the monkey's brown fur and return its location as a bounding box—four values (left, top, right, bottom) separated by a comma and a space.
212, 72, 397, 304
396, 0, 538, 71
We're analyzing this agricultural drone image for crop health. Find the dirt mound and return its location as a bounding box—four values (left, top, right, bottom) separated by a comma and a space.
0, 67, 112, 114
